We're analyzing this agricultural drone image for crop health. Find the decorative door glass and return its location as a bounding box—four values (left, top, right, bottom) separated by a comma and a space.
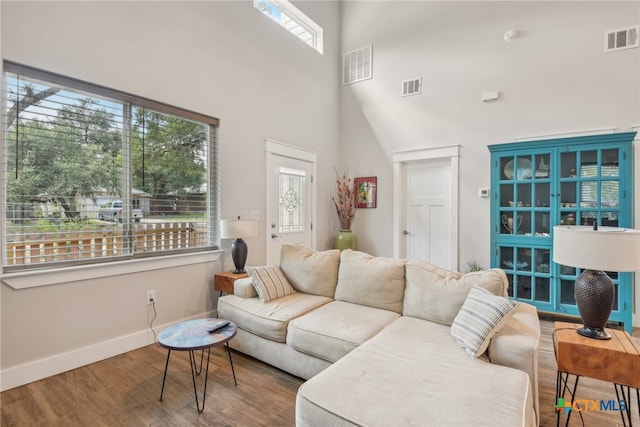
278, 168, 306, 233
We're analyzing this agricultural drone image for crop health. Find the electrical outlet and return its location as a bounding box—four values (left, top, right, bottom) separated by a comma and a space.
146, 290, 156, 305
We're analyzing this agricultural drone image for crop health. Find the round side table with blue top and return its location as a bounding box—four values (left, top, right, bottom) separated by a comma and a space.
158, 318, 237, 413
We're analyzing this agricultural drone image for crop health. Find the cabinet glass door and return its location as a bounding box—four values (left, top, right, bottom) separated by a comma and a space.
559, 148, 621, 228
498, 245, 551, 305
498, 153, 551, 237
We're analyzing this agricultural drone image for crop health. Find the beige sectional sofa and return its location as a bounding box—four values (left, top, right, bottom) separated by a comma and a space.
217, 245, 540, 427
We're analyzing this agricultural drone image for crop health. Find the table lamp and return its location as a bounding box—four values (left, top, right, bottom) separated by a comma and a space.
220, 219, 258, 274
553, 224, 640, 339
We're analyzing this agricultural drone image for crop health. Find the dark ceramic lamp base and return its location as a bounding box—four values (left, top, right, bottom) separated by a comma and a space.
574, 269, 614, 340
577, 326, 612, 340
231, 238, 248, 274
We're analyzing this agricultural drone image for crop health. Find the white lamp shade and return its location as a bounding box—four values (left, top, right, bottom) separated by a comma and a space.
220, 219, 258, 239
553, 225, 640, 272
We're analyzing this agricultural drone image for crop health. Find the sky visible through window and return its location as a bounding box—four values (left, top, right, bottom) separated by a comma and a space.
254, 0, 323, 54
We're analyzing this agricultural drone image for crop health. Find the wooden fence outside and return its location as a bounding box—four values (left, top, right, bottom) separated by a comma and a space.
5, 222, 201, 266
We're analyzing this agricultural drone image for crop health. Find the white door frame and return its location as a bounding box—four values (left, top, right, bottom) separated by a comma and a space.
265, 139, 318, 262
393, 145, 460, 269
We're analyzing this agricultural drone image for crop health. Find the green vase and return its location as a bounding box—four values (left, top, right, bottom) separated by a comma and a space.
334, 230, 357, 251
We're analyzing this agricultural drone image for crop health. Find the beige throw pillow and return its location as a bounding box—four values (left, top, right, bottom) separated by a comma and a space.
334, 250, 406, 313
247, 265, 296, 302
403, 260, 509, 326
279, 245, 341, 298
450, 286, 517, 358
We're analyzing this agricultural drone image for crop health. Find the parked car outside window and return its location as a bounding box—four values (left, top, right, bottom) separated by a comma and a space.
98, 201, 143, 223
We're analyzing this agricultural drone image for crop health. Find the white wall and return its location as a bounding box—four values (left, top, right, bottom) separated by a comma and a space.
340, 1, 639, 258
0, 0, 341, 390
339, 1, 640, 323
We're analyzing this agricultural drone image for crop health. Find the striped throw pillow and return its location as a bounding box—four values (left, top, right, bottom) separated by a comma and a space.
247, 265, 296, 302
450, 285, 517, 358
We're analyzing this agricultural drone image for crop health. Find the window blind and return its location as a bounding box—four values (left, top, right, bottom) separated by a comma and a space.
2, 61, 219, 271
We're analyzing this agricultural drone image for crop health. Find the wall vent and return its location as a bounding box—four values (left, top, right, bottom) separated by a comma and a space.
343, 45, 373, 85
402, 77, 422, 97
604, 25, 639, 52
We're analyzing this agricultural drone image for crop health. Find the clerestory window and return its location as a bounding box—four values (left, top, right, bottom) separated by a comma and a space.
254, 0, 324, 54
2, 61, 220, 271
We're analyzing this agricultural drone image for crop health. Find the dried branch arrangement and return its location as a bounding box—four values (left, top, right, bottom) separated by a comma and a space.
332, 168, 356, 231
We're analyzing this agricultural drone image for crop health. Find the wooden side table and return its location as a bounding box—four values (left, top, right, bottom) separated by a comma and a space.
554, 321, 640, 426
214, 271, 249, 295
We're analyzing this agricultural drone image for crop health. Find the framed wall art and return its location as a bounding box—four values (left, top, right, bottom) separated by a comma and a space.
354, 176, 377, 208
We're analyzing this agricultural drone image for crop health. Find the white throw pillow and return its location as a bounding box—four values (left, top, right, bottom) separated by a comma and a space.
450, 286, 517, 358
247, 265, 296, 302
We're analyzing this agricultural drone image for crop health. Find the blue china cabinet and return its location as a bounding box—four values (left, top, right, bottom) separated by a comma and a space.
489, 132, 636, 333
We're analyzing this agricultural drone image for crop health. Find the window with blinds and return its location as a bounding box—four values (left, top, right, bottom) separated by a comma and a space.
2, 61, 220, 271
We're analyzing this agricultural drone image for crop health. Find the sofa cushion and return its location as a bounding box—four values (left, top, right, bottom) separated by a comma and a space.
488, 302, 540, 423
451, 286, 517, 358
287, 301, 400, 363
279, 245, 341, 298
232, 277, 258, 298
403, 260, 509, 326
247, 265, 296, 302
334, 250, 406, 313
296, 316, 535, 427
217, 293, 332, 342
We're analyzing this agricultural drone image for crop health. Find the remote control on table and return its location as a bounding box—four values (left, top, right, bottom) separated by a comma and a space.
207, 320, 230, 333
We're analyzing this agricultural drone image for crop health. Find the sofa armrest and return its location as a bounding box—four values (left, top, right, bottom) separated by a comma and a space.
233, 277, 258, 298
488, 302, 540, 426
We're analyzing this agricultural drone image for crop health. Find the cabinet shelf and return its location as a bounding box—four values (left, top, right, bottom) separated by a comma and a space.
489, 132, 635, 333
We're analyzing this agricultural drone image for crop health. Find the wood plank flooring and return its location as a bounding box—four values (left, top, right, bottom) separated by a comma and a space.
1, 320, 638, 426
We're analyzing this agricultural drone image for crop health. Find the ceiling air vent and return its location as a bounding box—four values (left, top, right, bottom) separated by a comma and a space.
343, 45, 373, 85
604, 25, 639, 52
402, 77, 422, 97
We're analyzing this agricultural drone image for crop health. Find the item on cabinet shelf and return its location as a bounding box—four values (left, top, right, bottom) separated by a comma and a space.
221, 218, 258, 274
503, 158, 532, 180
536, 263, 549, 273
501, 214, 522, 233
553, 224, 640, 340
560, 265, 575, 275
502, 260, 528, 270
535, 158, 550, 178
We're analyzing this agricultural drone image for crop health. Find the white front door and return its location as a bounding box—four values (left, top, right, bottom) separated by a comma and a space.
266, 141, 316, 265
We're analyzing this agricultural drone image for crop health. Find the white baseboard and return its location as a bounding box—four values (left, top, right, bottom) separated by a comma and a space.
0, 310, 217, 392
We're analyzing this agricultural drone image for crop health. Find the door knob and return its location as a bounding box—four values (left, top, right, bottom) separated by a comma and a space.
403, 230, 410, 235
271, 233, 281, 239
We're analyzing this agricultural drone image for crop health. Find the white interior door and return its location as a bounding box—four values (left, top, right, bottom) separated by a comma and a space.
404, 159, 451, 268
266, 141, 316, 265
